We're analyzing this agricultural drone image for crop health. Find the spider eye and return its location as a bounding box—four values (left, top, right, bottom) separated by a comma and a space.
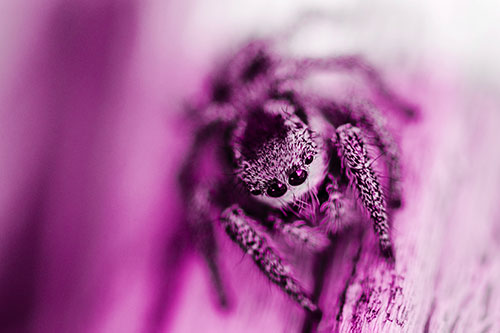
288, 169, 308, 186
266, 181, 287, 197
250, 189, 262, 196
304, 155, 314, 165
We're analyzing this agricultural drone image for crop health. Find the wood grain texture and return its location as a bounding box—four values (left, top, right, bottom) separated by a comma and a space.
311, 76, 500, 332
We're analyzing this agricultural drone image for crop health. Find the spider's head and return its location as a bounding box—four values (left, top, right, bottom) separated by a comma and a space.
232, 103, 327, 208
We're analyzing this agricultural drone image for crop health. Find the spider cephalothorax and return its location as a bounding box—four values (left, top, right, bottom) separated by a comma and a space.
180, 38, 414, 322
232, 104, 326, 208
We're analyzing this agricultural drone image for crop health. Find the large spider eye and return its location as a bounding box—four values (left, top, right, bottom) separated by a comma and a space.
305, 155, 314, 165
266, 181, 287, 197
288, 169, 308, 186
250, 189, 262, 196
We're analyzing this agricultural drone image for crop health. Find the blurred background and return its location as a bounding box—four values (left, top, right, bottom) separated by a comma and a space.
1, 0, 499, 332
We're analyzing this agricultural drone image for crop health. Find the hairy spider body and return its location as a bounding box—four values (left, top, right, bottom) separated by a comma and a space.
179, 40, 412, 317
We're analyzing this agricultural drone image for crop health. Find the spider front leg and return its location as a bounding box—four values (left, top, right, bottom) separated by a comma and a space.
220, 205, 320, 315
269, 215, 330, 251
335, 124, 394, 260
319, 176, 349, 234
355, 103, 403, 208
317, 100, 404, 208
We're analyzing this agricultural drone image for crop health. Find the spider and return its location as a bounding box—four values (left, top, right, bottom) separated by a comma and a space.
179, 38, 414, 319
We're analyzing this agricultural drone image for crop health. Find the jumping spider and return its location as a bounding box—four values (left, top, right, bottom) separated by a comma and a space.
180, 39, 413, 318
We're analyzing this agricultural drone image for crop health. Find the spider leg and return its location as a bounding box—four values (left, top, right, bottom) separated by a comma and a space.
269, 215, 330, 251
179, 122, 234, 308
319, 176, 350, 234
354, 103, 403, 208
335, 124, 394, 260
294, 55, 417, 119
317, 100, 403, 208
186, 188, 230, 308
220, 205, 321, 315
